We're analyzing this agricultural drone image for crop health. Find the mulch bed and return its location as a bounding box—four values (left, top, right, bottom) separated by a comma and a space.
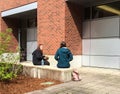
0, 75, 62, 94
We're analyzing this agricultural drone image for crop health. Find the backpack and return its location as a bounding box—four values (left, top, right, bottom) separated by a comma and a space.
72, 69, 82, 81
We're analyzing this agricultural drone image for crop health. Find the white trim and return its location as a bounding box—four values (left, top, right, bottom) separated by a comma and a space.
1, 2, 37, 17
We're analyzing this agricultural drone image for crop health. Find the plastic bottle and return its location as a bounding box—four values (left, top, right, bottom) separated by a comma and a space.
41, 59, 44, 65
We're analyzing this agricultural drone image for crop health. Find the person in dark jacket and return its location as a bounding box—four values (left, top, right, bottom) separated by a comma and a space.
54, 41, 73, 68
32, 44, 50, 65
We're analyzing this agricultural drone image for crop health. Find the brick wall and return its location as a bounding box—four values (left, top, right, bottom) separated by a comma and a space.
65, 2, 83, 55
0, 0, 36, 52
1, 18, 19, 52
0, 0, 37, 31
37, 0, 66, 55
0, 16, 1, 32
37, 0, 83, 55
0, 0, 83, 55
0, 0, 37, 11
0, 5, 1, 31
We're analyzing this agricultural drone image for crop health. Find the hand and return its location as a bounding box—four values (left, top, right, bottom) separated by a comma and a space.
44, 56, 49, 60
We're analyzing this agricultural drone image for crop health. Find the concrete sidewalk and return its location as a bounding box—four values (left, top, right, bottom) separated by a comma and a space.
26, 67, 120, 94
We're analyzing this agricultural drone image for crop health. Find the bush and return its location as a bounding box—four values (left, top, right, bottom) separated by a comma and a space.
0, 28, 22, 82
0, 28, 12, 55
0, 62, 23, 82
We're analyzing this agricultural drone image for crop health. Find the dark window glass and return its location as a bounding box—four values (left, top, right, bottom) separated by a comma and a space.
92, 5, 117, 19
84, 1, 120, 20
84, 7, 91, 20
27, 17, 37, 28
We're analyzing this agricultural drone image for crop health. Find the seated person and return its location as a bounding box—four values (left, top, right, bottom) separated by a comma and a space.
54, 41, 73, 68
32, 44, 50, 65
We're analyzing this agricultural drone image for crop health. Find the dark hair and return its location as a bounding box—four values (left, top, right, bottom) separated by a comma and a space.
60, 41, 66, 48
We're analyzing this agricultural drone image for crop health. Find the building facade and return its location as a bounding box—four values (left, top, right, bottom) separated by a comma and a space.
0, 0, 120, 69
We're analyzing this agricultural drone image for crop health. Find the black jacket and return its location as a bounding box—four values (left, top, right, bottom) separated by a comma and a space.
32, 49, 43, 65
32, 49, 50, 65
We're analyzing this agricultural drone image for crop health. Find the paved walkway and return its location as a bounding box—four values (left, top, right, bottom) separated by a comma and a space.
26, 67, 120, 94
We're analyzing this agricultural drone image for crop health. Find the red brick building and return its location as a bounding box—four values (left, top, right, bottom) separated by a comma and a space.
0, 0, 120, 69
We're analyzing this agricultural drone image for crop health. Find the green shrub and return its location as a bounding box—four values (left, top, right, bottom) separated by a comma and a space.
0, 28, 12, 55
0, 28, 22, 82
0, 62, 23, 82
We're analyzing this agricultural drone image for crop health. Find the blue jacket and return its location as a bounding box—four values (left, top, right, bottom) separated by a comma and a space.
54, 47, 73, 68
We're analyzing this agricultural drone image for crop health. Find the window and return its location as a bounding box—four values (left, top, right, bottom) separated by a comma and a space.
27, 17, 37, 27
84, 1, 120, 20
84, 7, 91, 20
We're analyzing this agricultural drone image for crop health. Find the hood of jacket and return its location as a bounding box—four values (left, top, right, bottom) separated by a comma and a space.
59, 47, 70, 54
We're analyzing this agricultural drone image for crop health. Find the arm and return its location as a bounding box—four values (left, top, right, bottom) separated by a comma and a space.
54, 49, 59, 61
68, 50, 73, 61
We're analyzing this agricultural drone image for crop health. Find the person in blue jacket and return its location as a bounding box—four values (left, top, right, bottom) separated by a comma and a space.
54, 41, 73, 68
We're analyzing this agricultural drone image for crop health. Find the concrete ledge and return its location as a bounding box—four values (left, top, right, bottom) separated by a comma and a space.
21, 62, 73, 82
